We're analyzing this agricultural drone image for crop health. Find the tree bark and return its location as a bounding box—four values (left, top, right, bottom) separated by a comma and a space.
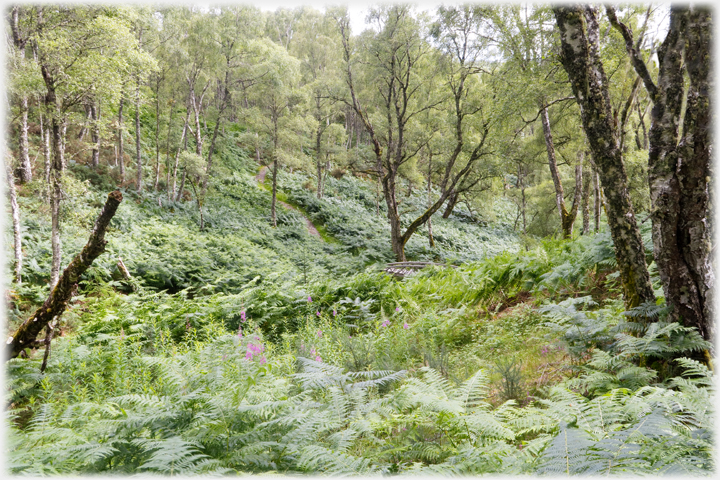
118, 90, 125, 182
608, 5, 713, 340
154, 77, 161, 190
6, 162, 23, 284
540, 105, 566, 222
442, 190, 459, 219
188, 175, 204, 231
316, 123, 324, 199
175, 169, 187, 202
427, 151, 435, 247
6, 190, 123, 360
172, 110, 190, 200
270, 157, 278, 228
11, 7, 32, 184
554, 5, 655, 309
90, 100, 100, 168
41, 115, 51, 186
135, 74, 142, 192
17, 96, 32, 183
540, 104, 583, 239
581, 163, 591, 235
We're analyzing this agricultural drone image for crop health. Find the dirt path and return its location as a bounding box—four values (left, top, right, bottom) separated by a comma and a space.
256, 166, 322, 239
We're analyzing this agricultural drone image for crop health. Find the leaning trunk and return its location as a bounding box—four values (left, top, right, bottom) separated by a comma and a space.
441, 190, 459, 219
6, 191, 123, 360
540, 105, 567, 225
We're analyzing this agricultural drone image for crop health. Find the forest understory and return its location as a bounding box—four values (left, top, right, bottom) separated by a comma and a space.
4, 3, 714, 476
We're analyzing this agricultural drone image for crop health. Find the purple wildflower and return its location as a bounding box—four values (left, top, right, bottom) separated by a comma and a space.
245, 341, 266, 361
308, 296, 312, 303
315, 356, 322, 362
396, 307, 400, 312
403, 322, 409, 329
241, 310, 246, 322
333, 309, 337, 317
381, 319, 391, 327
316, 310, 321, 317
317, 329, 323, 338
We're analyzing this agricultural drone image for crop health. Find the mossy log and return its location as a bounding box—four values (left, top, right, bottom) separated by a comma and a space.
6, 190, 123, 360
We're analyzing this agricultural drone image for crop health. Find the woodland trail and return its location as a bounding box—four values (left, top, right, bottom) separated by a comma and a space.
256, 166, 322, 239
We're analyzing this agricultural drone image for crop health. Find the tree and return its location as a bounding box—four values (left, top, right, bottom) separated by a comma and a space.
484, 5, 584, 238
6, 191, 123, 360
607, 6, 713, 340
336, 5, 494, 261
27, 5, 154, 286
291, 8, 344, 199
246, 39, 303, 227
8, 6, 33, 183
553, 5, 655, 309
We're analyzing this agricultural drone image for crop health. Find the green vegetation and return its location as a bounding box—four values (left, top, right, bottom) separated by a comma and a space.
5, 3, 713, 476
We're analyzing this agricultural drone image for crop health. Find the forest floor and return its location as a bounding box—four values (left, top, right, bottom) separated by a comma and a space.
256, 165, 322, 239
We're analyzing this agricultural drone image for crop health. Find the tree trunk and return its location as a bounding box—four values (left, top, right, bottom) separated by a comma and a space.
90, 100, 100, 168
677, 7, 713, 340
172, 110, 190, 199
118, 92, 125, 182
11, 6, 32, 184
442, 191, 459, 219
581, 164, 591, 235
41, 115, 51, 186
540, 105, 582, 239
188, 175, 204, 231
154, 79, 161, 190
6, 162, 23, 283
175, 169, 187, 202
608, 5, 713, 340
17, 95, 32, 183
165, 101, 175, 198
135, 75, 142, 192
427, 151, 435, 247
271, 157, 278, 228
594, 168, 601, 233
540, 105, 566, 222
201, 112, 222, 198
50, 174, 62, 290
6, 191, 123, 360
316, 124, 324, 199
554, 5, 655, 309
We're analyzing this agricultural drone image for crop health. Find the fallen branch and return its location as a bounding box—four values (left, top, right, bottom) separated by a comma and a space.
6, 190, 123, 360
